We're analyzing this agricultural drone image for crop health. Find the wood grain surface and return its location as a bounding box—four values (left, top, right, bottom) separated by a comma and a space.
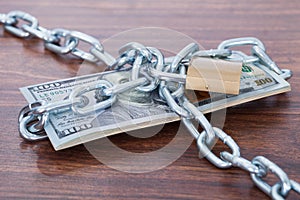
1, 0, 300, 199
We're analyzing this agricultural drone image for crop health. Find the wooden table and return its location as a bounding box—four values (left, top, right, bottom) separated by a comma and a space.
1, 0, 299, 199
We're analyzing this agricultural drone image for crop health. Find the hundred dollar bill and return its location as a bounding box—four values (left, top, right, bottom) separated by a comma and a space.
20, 63, 290, 150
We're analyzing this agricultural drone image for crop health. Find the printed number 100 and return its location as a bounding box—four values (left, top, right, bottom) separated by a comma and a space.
255, 78, 273, 86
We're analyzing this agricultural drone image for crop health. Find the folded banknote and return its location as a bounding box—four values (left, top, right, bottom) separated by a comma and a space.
20, 63, 290, 150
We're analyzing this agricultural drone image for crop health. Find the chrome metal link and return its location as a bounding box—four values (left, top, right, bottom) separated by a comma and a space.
131, 54, 153, 90
110, 49, 137, 70
18, 101, 49, 141
118, 42, 159, 92
218, 37, 292, 80
31, 98, 83, 115
196, 127, 240, 168
218, 143, 299, 199
171, 43, 199, 72
149, 67, 186, 83
18, 101, 44, 124
271, 180, 300, 200
22, 25, 58, 43
118, 42, 152, 59
226, 50, 260, 63
182, 99, 217, 147
90, 47, 116, 66
65, 31, 104, 63
159, 65, 187, 114
160, 87, 190, 118
19, 115, 48, 141
4, 11, 38, 38
280, 69, 293, 80
218, 37, 266, 51
220, 152, 262, 174
252, 45, 293, 79
0, 13, 7, 23
218, 37, 263, 64
252, 45, 282, 75
192, 49, 232, 58
0, 13, 16, 24
167, 65, 185, 99
69, 80, 117, 115
159, 64, 190, 118
145, 47, 165, 89
251, 156, 292, 198
101, 77, 148, 96
44, 28, 78, 54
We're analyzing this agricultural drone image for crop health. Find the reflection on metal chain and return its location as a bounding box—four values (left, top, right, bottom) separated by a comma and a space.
0, 10, 298, 199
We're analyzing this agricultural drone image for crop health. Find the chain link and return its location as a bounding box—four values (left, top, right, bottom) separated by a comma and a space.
4, 11, 39, 38
65, 31, 104, 63
18, 101, 48, 141
1, 10, 298, 199
44, 28, 77, 54
218, 37, 292, 79
0, 13, 16, 24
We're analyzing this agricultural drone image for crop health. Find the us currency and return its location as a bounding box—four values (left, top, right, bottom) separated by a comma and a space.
20, 64, 290, 150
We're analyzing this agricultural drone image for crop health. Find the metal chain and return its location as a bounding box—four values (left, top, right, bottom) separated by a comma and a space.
1, 10, 298, 199
0, 10, 116, 66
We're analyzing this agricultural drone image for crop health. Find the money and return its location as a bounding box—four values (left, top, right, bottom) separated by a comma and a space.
20, 63, 290, 150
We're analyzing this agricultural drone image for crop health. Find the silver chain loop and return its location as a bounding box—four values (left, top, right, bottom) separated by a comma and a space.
65, 31, 104, 63
218, 37, 266, 51
18, 101, 48, 141
69, 80, 117, 115
44, 28, 78, 54
1, 10, 297, 199
197, 127, 240, 168
182, 99, 217, 147
22, 24, 58, 43
221, 152, 262, 174
220, 150, 300, 198
271, 180, 300, 200
251, 156, 292, 198
170, 43, 199, 72
4, 10, 38, 38
218, 37, 292, 79
0, 13, 16, 25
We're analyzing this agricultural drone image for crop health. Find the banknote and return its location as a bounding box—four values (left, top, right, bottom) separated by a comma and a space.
20, 63, 290, 150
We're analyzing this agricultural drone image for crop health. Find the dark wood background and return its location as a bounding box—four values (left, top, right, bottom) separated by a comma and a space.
0, 0, 299, 199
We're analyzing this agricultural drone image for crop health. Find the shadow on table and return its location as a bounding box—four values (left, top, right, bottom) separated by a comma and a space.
18, 122, 177, 176
19, 140, 102, 176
